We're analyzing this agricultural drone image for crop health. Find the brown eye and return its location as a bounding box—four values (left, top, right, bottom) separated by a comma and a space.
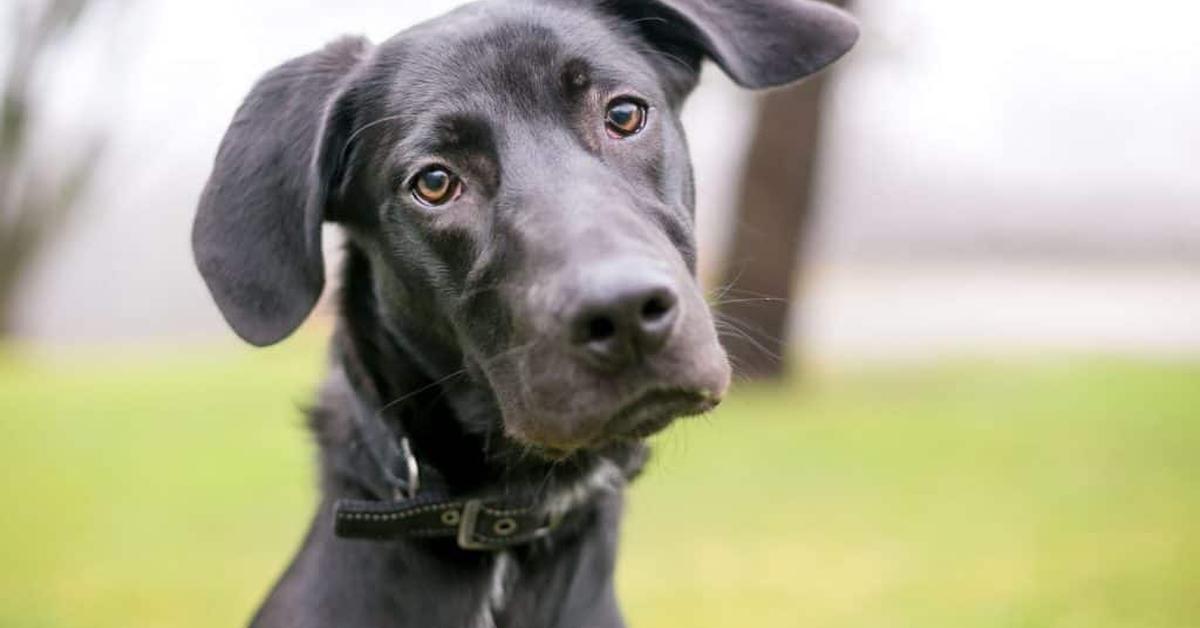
605, 99, 647, 138
412, 167, 460, 206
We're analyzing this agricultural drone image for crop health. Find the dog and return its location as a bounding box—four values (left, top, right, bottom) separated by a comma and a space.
192, 0, 856, 625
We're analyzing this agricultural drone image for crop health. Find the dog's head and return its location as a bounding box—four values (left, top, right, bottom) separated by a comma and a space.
193, 0, 857, 453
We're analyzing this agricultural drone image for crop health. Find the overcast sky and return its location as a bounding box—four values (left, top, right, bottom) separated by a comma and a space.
6, 0, 1199, 345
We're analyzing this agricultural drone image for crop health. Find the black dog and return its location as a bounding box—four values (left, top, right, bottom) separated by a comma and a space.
192, 0, 856, 625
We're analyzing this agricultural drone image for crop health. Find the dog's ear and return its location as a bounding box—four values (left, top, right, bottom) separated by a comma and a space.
193, 36, 371, 347
603, 0, 858, 92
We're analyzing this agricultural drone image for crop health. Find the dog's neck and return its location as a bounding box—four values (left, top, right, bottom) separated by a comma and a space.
260, 254, 638, 627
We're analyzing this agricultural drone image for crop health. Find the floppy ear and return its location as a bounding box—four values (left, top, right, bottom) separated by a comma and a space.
604, 0, 859, 91
193, 36, 371, 347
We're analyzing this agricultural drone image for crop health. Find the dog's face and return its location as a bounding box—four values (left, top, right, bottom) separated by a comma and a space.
193, 0, 857, 453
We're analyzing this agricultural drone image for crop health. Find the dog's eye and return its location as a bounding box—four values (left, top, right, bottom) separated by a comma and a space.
411, 167, 461, 207
605, 99, 647, 138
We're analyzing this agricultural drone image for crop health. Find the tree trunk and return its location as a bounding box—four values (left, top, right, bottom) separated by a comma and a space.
0, 0, 102, 339
716, 69, 837, 380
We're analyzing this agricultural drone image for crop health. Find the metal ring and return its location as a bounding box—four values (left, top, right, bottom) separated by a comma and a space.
400, 438, 420, 500
441, 509, 461, 526
493, 518, 518, 536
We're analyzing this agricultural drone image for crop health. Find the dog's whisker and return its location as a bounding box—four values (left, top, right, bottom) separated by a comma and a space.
630, 42, 694, 75
713, 313, 784, 363
715, 285, 791, 301
708, 296, 789, 307
458, 280, 513, 304
477, 340, 537, 369
707, 266, 748, 304
377, 368, 469, 417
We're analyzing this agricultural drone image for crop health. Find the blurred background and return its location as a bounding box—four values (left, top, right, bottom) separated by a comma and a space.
1, 0, 1197, 627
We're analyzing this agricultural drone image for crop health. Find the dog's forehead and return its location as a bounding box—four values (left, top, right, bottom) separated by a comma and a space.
375, 1, 660, 113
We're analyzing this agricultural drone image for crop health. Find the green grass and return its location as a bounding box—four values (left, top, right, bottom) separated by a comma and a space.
2, 338, 1198, 627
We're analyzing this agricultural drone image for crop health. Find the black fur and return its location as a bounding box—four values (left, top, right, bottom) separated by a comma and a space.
191, 1, 857, 626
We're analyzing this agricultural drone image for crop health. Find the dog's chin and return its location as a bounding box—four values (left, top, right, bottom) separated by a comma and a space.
507, 388, 723, 459
604, 388, 721, 440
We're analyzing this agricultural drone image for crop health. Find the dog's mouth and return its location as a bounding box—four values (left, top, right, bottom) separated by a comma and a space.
522, 388, 721, 459
603, 387, 721, 442
489, 294, 733, 456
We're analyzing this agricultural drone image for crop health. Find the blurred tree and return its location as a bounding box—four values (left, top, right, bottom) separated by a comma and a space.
0, 0, 104, 337
716, 1, 851, 380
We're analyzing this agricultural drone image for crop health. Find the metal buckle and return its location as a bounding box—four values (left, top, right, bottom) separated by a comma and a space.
456, 500, 565, 551
400, 438, 419, 500
456, 499, 487, 550
391, 438, 420, 502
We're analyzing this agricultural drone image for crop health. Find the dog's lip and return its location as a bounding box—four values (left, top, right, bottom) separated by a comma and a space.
604, 387, 722, 440
513, 388, 722, 458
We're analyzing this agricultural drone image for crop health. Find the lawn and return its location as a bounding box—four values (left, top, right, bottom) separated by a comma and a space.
1, 337, 1197, 627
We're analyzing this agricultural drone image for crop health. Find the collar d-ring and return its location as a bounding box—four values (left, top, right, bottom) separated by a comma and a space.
398, 437, 419, 501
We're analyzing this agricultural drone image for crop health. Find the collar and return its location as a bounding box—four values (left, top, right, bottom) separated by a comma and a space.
331, 381, 572, 551
335, 494, 568, 551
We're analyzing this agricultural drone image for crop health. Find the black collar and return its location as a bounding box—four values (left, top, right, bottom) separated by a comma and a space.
331, 377, 573, 551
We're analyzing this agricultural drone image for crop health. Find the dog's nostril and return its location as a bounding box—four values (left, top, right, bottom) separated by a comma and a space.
640, 294, 673, 322
566, 265, 683, 369
635, 288, 679, 356
586, 315, 617, 342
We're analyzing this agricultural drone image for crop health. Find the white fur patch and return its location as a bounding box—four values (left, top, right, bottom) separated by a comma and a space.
472, 460, 625, 626
474, 551, 515, 628
545, 458, 626, 521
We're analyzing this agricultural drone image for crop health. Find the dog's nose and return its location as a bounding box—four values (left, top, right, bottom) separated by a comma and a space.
567, 266, 681, 370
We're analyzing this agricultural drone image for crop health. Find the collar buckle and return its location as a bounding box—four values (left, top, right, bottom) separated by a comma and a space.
455, 499, 566, 551
456, 499, 488, 550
